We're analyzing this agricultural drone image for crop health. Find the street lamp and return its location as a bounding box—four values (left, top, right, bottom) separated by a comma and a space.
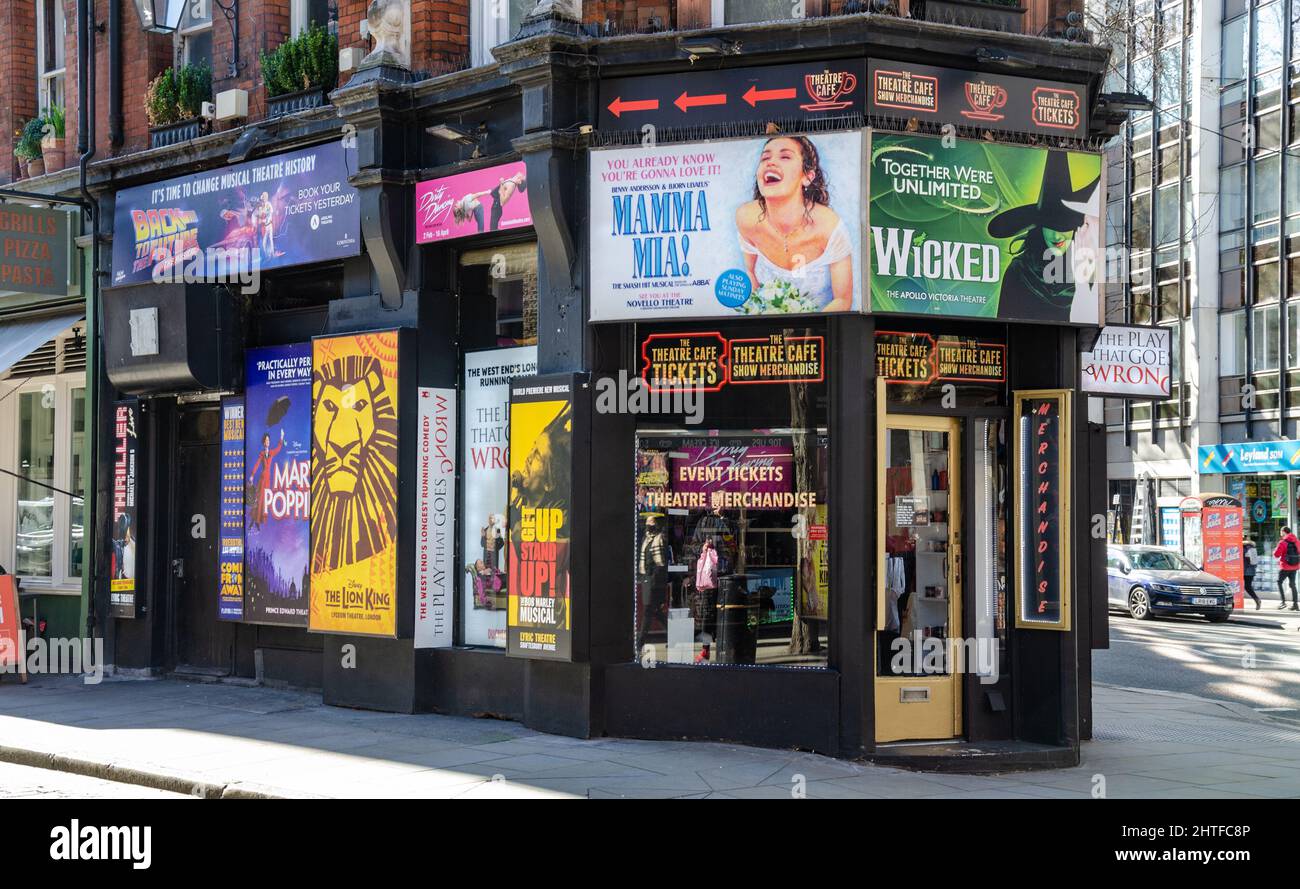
132, 0, 185, 34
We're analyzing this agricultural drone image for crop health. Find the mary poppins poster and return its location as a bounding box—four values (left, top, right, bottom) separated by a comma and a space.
244, 343, 312, 627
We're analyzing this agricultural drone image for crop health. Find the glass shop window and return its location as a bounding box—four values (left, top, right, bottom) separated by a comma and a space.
633, 323, 829, 668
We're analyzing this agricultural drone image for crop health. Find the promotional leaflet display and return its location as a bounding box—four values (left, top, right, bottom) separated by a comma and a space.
244, 345, 312, 627
1081, 325, 1172, 398
507, 375, 576, 660
111, 141, 360, 285
590, 131, 864, 321
415, 161, 532, 244
867, 60, 1086, 139
414, 387, 455, 649
463, 347, 538, 648
0, 575, 26, 680
218, 396, 245, 621
309, 331, 402, 637
110, 400, 140, 619
1014, 390, 1072, 630
869, 133, 1102, 325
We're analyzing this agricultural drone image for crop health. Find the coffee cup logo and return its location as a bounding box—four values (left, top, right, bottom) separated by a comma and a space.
961, 81, 1008, 122
801, 69, 858, 112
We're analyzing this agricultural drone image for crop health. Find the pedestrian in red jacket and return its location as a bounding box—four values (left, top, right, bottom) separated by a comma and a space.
1273, 526, 1300, 610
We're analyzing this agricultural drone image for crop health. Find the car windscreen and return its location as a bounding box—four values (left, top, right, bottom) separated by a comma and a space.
1128, 550, 1195, 571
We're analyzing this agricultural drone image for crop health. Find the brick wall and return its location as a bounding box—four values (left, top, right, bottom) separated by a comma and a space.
0, 2, 38, 182
335, 0, 470, 77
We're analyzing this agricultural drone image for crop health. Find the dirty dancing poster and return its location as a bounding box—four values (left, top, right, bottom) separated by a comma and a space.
244, 345, 312, 626
507, 375, 575, 660
589, 132, 864, 321
309, 332, 401, 637
869, 133, 1102, 325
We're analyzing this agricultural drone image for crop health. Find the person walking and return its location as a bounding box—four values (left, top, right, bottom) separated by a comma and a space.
637, 515, 673, 653
1273, 526, 1300, 610
1243, 536, 1261, 610
693, 537, 720, 663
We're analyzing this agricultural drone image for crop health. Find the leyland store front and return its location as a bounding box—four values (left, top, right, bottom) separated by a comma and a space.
560, 65, 1110, 763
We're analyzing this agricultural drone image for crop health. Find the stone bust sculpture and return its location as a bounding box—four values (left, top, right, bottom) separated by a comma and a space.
362, 0, 410, 69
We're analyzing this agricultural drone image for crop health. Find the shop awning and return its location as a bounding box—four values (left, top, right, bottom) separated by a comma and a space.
0, 310, 84, 377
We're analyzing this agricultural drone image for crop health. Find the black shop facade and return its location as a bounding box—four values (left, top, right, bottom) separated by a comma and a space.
89, 21, 1112, 765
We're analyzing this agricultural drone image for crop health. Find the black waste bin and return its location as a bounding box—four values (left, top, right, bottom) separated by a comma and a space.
715, 574, 756, 664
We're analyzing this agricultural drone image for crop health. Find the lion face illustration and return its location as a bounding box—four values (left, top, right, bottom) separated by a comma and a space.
311, 354, 398, 572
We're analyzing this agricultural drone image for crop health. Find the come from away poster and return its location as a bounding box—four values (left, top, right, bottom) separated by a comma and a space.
244, 344, 312, 627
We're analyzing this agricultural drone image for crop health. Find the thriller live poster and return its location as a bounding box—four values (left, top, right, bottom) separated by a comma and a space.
244, 344, 312, 627
110, 400, 140, 619
110, 141, 360, 285
309, 332, 401, 637
507, 376, 575, 660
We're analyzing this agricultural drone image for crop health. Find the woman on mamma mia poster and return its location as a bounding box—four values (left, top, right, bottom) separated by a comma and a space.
588, 131, 863, 321
736, 135, 855, 313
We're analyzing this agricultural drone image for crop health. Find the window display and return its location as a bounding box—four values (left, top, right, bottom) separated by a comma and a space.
631, 321, 829, 668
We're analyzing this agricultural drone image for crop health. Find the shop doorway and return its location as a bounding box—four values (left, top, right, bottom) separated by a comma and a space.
168, 405, 233, 675
875, 412, 963, 743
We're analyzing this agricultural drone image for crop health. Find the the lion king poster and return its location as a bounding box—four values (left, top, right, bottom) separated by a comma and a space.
309, 331, 401, 636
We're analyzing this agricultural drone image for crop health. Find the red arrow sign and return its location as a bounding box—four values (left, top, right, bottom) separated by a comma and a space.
743, 85, 797, 107
607, 96, 661, 118
675, 91, 728, 113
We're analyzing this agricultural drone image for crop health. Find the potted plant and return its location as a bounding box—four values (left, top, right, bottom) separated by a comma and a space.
916, 0, 1025, 33
146, 64, 212, 148
261, 22, 339, 117
41, 105, 66, 172
13, 117, 45, 178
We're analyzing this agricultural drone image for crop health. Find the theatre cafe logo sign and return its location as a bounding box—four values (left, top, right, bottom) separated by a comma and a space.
1081, 325, 1171, 398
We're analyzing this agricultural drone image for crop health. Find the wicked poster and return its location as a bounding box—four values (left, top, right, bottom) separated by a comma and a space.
869, 133, 1102, 325
244, 344, 312, 627
507, 375, 576, 660
309, 331, 402, 637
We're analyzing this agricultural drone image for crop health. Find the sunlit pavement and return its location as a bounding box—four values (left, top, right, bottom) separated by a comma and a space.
1096, 607, 1300, 723
2, 673, 1300, 798
0, 761, 192, 799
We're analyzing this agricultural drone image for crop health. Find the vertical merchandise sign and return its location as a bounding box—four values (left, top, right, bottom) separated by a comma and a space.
110, 399, 141, 619
1014, 389, 1072, 630
218, 396, 246, 620
462, 346, 538, 647
507, 374, 576, 660
414, 387, 456, 649
310, 331, 402, 637
244, 344, 313, 626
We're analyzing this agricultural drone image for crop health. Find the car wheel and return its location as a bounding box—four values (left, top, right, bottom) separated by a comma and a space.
1128, 586, 1153, 620
1206, 612, 1231, 623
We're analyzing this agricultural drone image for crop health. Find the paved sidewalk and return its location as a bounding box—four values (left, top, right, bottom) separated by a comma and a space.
1, 675, 1299, 798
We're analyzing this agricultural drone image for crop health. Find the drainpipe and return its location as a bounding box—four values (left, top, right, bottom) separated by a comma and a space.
110, 0, 122, 148
78, 0, 101, 642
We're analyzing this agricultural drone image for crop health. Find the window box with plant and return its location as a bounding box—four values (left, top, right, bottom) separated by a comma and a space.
915, 0, 1025, 34
14, 117, 46, 179
261, 23, 339, 118
41, 106, 66, 172
146, 64, 213, 149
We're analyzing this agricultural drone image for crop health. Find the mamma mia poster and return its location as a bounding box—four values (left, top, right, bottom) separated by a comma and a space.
589, 132, 864, 321
244, 344, 312, 627
869, 133, 1103, 325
